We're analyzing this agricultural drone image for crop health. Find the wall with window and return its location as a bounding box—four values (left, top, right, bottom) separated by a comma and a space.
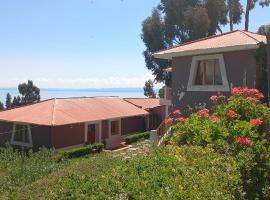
172, 50, 257, 114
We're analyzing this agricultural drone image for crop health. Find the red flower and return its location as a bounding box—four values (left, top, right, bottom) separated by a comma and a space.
165, 118, 173, 126
236, 137, 253, 146
196, 108, 209, 117
176, 117, 188, 123
210, 115, 220, 122
172, 109, 181, 117
250, 118, 263, 127
227, 110, 237, 119
210, 95, 218, 103
246, 97, 259, 103
254, 92, 264, 99
231, 87, 244, 96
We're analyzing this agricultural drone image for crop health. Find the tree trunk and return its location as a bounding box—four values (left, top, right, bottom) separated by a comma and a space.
229, 0, 233, 31
245, 1, 250, 31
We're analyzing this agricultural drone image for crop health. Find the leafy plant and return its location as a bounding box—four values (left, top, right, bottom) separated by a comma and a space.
125, 131, 150, 144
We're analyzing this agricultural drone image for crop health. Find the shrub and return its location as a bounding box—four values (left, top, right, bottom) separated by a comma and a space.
125, 131, 150, 144
63, 143, 104, 158
171, 87, 270, 199
49, 146, 242, 200
0, 145, 64, 194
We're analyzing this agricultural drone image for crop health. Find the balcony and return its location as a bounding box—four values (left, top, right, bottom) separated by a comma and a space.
160, 86, 172, 106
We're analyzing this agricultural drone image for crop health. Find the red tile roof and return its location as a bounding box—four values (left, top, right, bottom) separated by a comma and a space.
0, 97, 148, 126
154, 30, 267, 59
124, 98, 162, 110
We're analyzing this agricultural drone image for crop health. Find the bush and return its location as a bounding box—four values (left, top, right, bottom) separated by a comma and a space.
125, 131, 150, 144
49, 146, 242, 200
63, 143, 104, 158
171, 87, 270, 199
0, 145, 64, 194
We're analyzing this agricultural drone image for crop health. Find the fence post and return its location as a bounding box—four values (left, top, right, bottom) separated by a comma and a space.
150, 130, 158, 143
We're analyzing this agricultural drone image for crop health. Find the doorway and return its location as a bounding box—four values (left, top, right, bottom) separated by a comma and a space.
87, 124, 97, 144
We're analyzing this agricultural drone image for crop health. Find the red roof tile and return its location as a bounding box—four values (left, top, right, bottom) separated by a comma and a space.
154, 30, 267, 59
124, 98, 162, 110
0, 97, 148, 126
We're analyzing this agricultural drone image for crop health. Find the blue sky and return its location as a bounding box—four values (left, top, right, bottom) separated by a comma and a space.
0, 0, 269, 88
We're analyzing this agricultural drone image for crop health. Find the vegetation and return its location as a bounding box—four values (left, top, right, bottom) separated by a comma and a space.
0, 101, 4, 110
5, 93, 12, 109
142, 0, 269, 83
62, 143, 104, 158
125, 131, 150, 144
143, 79, 156, 98
0, 146, 66, 195
169, 87, 270, 199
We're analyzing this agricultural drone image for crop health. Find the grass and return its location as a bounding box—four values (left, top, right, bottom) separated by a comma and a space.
0, 141, 242, 200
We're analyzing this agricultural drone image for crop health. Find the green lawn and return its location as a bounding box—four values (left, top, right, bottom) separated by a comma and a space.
0, 141, 242, 200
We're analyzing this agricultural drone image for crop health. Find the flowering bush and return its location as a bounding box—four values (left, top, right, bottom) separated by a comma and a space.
171, 87, 270, 199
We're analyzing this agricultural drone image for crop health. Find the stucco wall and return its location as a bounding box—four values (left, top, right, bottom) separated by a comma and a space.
51, 123, 85, 149
0, 121, 13, 146
172, 50, 257, 114
121, 116, 145, 135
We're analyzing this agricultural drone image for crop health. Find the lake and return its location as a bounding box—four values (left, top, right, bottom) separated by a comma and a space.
0, 88, 150, 103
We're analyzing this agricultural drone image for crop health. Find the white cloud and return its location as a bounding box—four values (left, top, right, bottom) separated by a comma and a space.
0, 73, 163, 89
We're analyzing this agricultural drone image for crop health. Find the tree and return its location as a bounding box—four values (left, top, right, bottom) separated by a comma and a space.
0, 101, 4, 110
5, 93, 12, 109
142, 0, 229, 83
227, 0, 243, 31
144, 80, 156, 98
12, 96, 21, 107
18, 80, 40, 105
158, 87, 165, 98
245, 0, 270, 31
265, 25, 270, 100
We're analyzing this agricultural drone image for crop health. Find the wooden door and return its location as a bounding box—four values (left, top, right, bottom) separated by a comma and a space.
87, 124, 96, 144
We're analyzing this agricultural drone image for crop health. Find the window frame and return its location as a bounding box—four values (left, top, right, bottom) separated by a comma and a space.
187, 54, 230, 92
108, 118, 121, 137
11, 123, 33, 148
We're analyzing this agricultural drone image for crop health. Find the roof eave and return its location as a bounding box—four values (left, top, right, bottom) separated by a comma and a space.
153, 43, 259, 60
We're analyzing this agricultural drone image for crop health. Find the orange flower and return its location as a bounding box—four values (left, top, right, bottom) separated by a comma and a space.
246, 97, 259, 103
176, 117, 187, 123
210, 95, 218, 103
227, 110, 237, 119
236, 137, 253, 146
210, 115, 220, 122
250, 118, 263, 127
196, 108, 209, 117
165, 118, 173, 126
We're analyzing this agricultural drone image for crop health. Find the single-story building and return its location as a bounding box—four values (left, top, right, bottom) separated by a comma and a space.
154, 30, 267, 113
124, 98, 166, 129
0, 97, 153, 150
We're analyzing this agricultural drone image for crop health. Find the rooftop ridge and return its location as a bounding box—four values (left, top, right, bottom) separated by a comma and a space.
154, 30, 265, 54
155, 30, 239, 54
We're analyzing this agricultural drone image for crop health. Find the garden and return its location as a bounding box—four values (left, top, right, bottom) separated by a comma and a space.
0, 87, 269, 199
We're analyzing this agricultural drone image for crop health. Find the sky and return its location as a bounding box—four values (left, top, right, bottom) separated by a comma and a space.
0, 0, 269, 89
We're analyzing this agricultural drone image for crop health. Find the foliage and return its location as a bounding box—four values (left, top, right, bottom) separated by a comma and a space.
244, 0, 270, 30
62, 143, 104, 159
141, 0, 242, 83
143, 79, 157, 98
5, 93, 12, 109
35, 147, 242, 200
158, 87, 164, 98
18, 80, 40, 105
0, 101, 4, 110
0, 145, 65, 194
125, 131, 150, 144
171, 87, 270, 199
227, 0, 243, 31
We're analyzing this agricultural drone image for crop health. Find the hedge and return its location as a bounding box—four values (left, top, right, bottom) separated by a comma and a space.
63, 143, 104, 158
125, 131, 150, 144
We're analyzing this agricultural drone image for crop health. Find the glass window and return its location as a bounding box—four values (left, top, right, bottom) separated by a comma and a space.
14, 124, 30, 143
194, 59, 222, 86
111, 120, 119, 135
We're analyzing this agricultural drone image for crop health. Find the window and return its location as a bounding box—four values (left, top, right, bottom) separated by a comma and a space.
110, 120, 119, 136
187, 54, 229, 92
11, 124, 33, 147
194, 59, 222, 85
